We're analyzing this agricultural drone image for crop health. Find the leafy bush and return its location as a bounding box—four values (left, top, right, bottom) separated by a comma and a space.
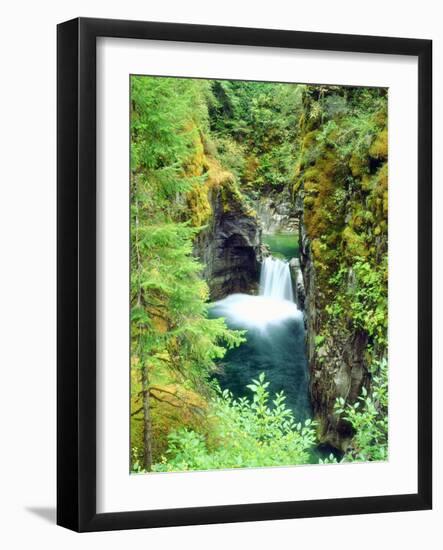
213, 135, 246, 179
350, 260, 388, 346
326, 258, 388, 347
318, 453, 339, 465
146, 374, 317, 472
334, 358, 388, 461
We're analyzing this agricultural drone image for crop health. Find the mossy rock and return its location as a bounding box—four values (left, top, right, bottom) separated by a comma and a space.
369, 128, 388, 160
342, 226, 369, 259
349, 152, 368, 178
187, 180, 212, 227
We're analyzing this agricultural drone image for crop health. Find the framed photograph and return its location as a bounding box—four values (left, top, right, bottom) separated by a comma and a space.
57, 17, 432, 532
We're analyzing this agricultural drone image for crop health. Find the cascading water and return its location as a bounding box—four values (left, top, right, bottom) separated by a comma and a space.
260, 256, 294, 301
210, 253, 311, 420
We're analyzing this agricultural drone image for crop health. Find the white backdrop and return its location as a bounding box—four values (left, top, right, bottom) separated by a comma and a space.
0, 0, 441, 548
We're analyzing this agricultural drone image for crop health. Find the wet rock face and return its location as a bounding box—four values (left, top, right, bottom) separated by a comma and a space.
299, 212, 369, 452
195, 188, 262, 301
256, 190, 299, 234
289, 258, 305, 312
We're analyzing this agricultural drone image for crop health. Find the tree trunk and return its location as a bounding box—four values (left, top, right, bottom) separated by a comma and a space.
142, 365, 153, 471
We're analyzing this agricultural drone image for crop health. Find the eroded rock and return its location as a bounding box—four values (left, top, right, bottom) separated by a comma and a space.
195, 187, 262, 300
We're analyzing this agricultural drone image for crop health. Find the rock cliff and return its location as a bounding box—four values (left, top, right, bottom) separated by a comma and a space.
294, 86, 388, 451
195, 186, 261, 300
298, 215, 368, 450
256, 189, 299, 234
188, 151, 262, 301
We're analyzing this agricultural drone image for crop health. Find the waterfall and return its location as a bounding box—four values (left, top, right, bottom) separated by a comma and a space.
260, 256, 294, 302
209, 245, 309, 424
210, 256, 300, 332
210, 255, 308, 419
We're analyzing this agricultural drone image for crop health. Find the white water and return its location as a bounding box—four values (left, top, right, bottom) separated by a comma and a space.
209, 255, 309, 418
211, 256, 300, 331
259, 256, 294, 301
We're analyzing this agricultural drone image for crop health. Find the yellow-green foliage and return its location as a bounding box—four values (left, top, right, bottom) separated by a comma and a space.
205, 156, 236, 190
131, 365, 209, 462
296, 86, 388, 345
186, 130, 255, 226
302, 153, 336, 241
244, 155, 260, 184
184, 126, 211, 227
183, 125, 205, 178
369, 128, 388, 159
187, 183, 212, 227
203, 156, 256, 218
349, 151, 368, 177
342, 226, 369, 259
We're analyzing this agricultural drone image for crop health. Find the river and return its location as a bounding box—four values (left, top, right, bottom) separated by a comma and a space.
210, 233, 311, 421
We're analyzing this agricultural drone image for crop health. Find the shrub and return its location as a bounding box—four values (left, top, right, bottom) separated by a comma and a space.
147, 374, 317, 472
334, 358, 388, 462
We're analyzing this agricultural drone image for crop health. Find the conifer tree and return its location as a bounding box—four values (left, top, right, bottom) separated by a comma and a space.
130, 76, 244, 469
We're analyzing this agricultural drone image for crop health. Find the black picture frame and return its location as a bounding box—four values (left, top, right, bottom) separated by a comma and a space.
57, 17, 432, 532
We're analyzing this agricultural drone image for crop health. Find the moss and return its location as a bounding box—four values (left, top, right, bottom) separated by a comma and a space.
204, 156, 235, 189
299, 130, 321, 167
186, 142, 257, 227
303, 153, 337, 241
361, 174, 373, 192
377, 164, 388, 215
203, 156, 256, 217
349, 152, 368, 177
187, 182, 212, 227
366, 163, 388, 221
342, 226, 369, 259
292, 176, 302, 196
184, 127, 205, 177
303, 130, 319, 149
369, 128, 388, 159
373, 108, 387, 127
244, 155, 259, 184
311, 238, 323, 260
295, 91, 389, 349
220, 178, 256, 217
184, 128, 212, 227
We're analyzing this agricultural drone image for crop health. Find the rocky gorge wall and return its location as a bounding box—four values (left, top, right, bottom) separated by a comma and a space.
186, 139, 262, 302
256, 191, 306, 311
194, 185, 262, 301
298, 212, 368, 450
255, 189, 299, 235
186, 84, 388, 453
293, 86, 388, 451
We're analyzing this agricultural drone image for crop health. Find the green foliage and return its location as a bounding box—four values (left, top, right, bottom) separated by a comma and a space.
318, 453, 339, 465
209, 81, 304, 190
147, 374, 316, 472
313, 92, 386, 171
325, 257, 388, 347
131, 76, 210, 213
131, 76, 245, 378
314, 334, 326, 347
130, 75, 389, 472
130, 76, 246, 466
334, 358, 388, 461
212, 135, 246, 180
131, 220, 246, 382
350, 259, 388, 346
296, 85, 388, 362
